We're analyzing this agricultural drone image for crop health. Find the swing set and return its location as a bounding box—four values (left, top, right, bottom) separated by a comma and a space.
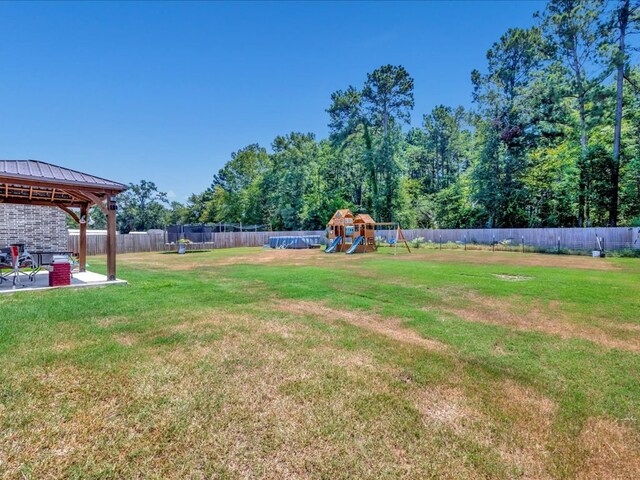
374, 222, 412, 254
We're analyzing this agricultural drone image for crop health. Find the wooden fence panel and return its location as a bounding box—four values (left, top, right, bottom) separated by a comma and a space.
68, 227, 639, 255
400, 227, 638, 250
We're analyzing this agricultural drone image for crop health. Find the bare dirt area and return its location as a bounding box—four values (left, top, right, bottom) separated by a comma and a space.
438, 292, 640, 353
576, 417, 640, 479
274, 299, 449, 353
416, 379, 559, 479
493, 273, 533, 281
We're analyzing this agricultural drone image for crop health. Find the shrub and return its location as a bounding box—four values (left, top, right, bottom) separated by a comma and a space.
610, 249, 640, 258
411, 237, 425, 248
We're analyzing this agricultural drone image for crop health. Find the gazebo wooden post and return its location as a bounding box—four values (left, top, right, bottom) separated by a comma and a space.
106, 195, 117, 281
79, 203, 88, 272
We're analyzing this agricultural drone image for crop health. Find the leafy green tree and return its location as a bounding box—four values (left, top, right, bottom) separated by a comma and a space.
539, 0, 608, 225
165, 192, 214, 225
362, 65, 415, 220
471, 27, 550, 227
116, 180, 169, 233
362, 65, 415, 136
327, 87, 374, 213
432, 174, 484, 228
263, 133, 318, 230
209, 144, 271, 225
421, 105, 472, 192
88, 206, 107, 229
326, 65, 415, 221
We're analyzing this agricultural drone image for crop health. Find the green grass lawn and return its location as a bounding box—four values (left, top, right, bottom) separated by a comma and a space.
1, 248, 639, 479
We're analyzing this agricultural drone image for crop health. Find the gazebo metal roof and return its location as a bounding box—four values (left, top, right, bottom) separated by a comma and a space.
0, 160, 126, 189
0, 160, 126, 208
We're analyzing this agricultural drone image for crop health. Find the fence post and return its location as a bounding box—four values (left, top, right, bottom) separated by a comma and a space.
522, 236, 524, 254
557, 236, 561, 255
492, 235, 495, 252
464, 235, 467, 251
439, 235, 442, 250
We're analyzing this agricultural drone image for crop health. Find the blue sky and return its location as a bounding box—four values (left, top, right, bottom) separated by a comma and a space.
0, 1, 542, 201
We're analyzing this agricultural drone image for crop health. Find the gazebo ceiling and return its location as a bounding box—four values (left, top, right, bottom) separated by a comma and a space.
0, 160, 127, 208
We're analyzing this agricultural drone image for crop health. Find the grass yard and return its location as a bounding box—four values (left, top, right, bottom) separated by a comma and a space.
1, 248, 640, 479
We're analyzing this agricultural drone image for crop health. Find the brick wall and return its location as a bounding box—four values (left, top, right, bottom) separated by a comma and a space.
0, 204, 69, 251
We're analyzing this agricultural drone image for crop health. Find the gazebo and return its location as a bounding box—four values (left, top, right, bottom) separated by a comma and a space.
0, 160, 127, 280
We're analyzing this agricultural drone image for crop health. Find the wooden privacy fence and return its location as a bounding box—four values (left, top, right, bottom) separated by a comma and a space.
399, 227, 639, 251
68, 233, 167, 256
68, 230, 326, 255
68, 227, 640, 255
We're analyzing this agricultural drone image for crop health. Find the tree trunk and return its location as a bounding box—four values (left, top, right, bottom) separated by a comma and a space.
610, 0, 630, 227
572, 34, 589, 228
578, 97, 588, 227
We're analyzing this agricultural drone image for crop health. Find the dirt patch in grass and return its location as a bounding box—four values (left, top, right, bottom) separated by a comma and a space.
1, 365, 131, 478
274, 299, 448, 353
577, 417, 640, 479
416, 385, 471, 433
165, 309, 314, 343
51, 340, 83, 352
414, 379, 558, 479
493, 380, 557, 478
441, 293, 640, 353
113, 333, 135, 346
493, 274, 533, 281
212, 249, 325, 266
95, 315, 130, 328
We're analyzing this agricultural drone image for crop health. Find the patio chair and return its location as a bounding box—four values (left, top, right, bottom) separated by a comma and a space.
21, 248, 41, 277
0, 246, 38, 287
0, 249, 12, 285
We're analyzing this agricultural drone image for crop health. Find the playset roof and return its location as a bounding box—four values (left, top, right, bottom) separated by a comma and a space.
354, 214, 376, 224
327, 208, 354, 225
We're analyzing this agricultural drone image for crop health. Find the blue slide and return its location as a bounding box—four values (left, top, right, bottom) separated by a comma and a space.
325, 236, 342, 253
345, 236, 364, 254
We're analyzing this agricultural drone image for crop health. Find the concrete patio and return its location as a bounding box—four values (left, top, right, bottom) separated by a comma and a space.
0, 270, 127, 294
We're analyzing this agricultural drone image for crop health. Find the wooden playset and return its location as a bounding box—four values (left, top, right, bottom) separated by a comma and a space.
325, 209, 410, 254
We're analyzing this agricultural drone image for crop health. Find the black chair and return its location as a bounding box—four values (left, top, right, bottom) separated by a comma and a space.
0, 246, 39, 287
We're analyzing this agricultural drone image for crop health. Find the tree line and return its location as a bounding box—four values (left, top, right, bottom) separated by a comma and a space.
98, 0, 640, 233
